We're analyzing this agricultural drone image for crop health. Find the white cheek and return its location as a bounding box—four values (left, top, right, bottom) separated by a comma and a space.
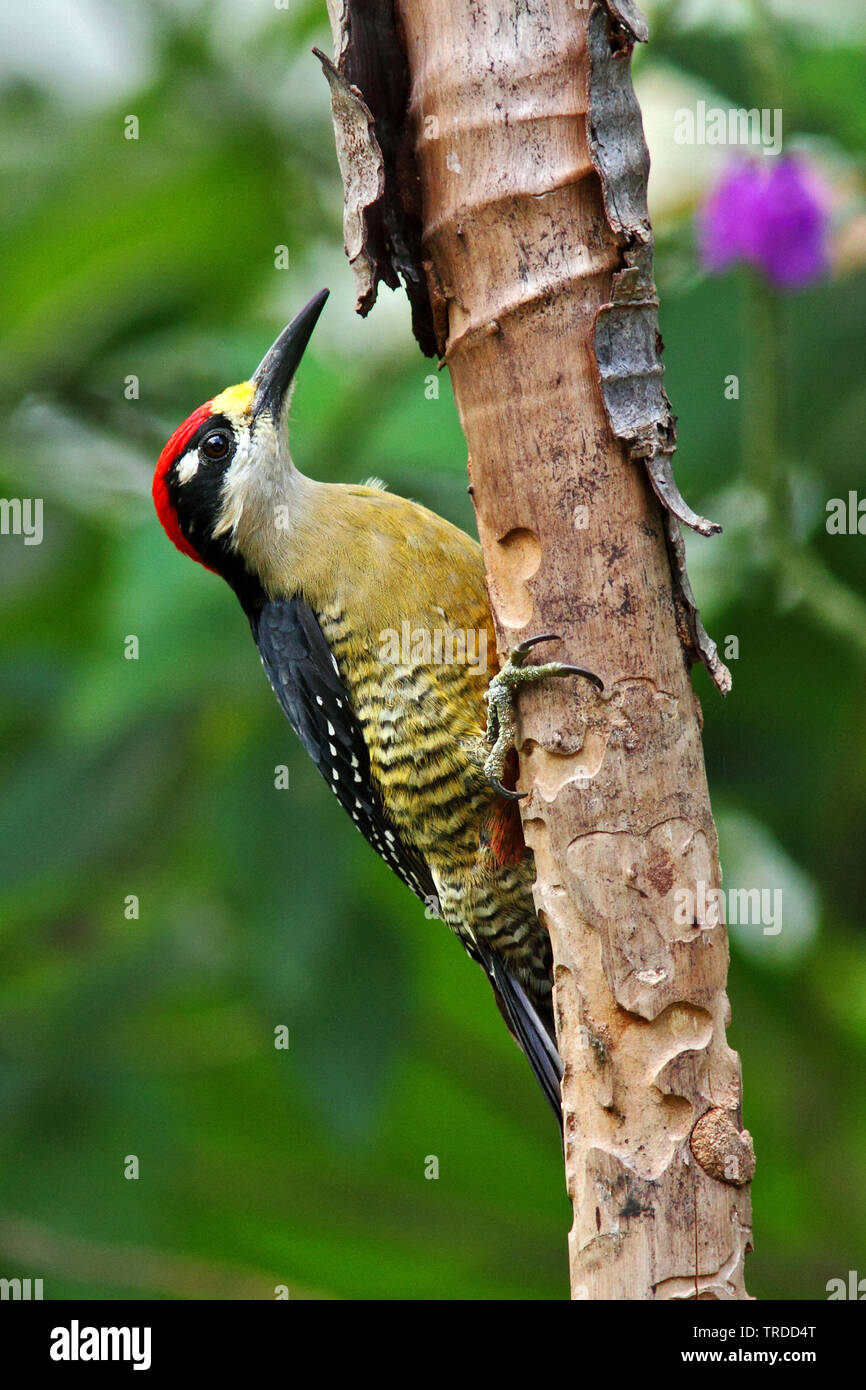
176, 451, 200, 484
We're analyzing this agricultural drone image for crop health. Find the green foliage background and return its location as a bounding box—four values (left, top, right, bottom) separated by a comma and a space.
1, 0, 864, 1299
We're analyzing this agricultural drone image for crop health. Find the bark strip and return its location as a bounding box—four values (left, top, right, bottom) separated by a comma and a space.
585, 3, 730, 693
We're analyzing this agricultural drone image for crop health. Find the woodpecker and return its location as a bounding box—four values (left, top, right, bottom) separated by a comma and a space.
153, 289, 601, 1126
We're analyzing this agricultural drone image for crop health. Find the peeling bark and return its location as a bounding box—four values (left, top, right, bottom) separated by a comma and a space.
585, 4, 730, 692
314, 50, 386, 316
318, 0, 752, 1299
316, 1, 437, 353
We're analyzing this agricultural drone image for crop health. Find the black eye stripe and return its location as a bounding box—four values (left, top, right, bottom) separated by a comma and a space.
171, 415, 237, 484
181, 414, 235, 460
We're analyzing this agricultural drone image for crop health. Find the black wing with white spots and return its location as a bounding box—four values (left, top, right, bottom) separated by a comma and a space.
252, 597, 437, 907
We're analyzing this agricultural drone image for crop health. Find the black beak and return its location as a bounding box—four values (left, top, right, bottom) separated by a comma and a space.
252, 288, 329, 418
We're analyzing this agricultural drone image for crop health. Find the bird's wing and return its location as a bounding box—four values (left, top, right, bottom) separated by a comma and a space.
252, 597, 437, 907
254, 596, 562, 1128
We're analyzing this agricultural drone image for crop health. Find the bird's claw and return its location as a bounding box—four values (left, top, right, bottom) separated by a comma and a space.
511, 632, 561, 662
553, 664, 604, 690
484, 633, 603, 798
511, 634, 604, 690
488, 777, 527, 802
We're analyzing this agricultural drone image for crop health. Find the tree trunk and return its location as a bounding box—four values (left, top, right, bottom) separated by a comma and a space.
318, 0, 754, 1299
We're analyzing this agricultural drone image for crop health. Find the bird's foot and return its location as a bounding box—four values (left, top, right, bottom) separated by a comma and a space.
484, 634, 603, 799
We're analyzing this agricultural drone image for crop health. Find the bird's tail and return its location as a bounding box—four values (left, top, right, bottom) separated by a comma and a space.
484, 949, 563, 1130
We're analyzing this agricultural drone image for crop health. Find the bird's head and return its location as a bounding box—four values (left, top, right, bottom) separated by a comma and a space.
152, 289, 328, 593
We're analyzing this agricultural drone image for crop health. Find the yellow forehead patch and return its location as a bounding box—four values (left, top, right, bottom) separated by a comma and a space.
211, 380, 255, 418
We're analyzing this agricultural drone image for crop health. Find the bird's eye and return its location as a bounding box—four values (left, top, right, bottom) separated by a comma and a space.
200, 430, 232, 462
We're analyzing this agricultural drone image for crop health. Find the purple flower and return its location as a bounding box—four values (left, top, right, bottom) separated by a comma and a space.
699, 157, 829, 289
